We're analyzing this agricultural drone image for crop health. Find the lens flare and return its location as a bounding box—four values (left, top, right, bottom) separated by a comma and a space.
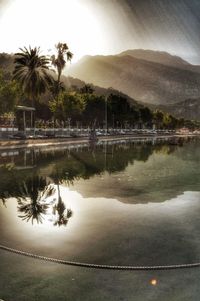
150, 279, 157, 286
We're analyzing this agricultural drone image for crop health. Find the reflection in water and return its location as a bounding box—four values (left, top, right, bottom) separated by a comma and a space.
0, 136, 199, 224
1, 197, 6, 207
52, 184, 73, 227
50, 165, 73, 227
53, 198, 73, 227
1, 137, 200, 271
0, 173, 73, 226
18, 198, 48, 224
17, 176, 54, 224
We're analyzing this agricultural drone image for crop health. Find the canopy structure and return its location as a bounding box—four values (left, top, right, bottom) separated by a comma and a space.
16, 105, 36, 132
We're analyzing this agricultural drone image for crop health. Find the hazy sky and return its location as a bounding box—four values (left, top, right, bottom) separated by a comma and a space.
0, 0, 200, 64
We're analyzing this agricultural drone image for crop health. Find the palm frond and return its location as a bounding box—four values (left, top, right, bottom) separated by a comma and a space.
13, 46, 53, 104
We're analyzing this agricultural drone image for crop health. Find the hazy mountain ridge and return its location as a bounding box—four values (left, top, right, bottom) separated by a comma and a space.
118, 49, 191, 68
68, 52, 200, 106
145, 98, 200, 121
119, 49, 200, 74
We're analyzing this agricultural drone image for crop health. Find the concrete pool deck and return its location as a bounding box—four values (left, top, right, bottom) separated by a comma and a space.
1, 248, 200, 301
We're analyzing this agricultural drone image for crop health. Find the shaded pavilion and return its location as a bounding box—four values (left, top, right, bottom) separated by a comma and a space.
16, 105, 36, 133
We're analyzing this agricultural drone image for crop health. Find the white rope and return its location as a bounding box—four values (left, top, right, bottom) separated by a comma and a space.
1, 244, 200, 270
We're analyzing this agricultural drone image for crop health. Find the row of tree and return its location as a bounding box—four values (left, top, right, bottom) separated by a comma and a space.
0, 44, 199, 129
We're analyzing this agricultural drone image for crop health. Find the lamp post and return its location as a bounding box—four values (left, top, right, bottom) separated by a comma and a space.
68, 117, 71, 135
23, 111, 26, 135
112, 114, 115, 130
105, 95, 108, 135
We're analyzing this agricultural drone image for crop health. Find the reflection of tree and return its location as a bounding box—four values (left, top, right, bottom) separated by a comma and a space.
46, 140, 180, 186
18, 198, 48, 224
53, 195, 73, 227
1, 197, 7, 207
50, 168, 73, 227
17, 175, 55, 224
0, 137, 196, 209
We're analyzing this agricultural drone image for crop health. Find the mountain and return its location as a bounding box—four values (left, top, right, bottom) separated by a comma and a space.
119, 49, 200, 74
118, 49, 190, 68
146, 98, 200, 121
68, 50, 200, 106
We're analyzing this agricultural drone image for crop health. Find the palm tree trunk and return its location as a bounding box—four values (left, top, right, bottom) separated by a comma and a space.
57, 70, 61, 88
31, 98, 36, 136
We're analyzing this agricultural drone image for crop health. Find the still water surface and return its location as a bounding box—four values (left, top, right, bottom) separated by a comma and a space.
1, 137, 200, 267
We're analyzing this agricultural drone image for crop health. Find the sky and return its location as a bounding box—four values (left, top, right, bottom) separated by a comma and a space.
0, 0, 200, 64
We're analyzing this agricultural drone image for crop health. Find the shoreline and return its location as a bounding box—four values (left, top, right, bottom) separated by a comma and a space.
0, 134, 197, 151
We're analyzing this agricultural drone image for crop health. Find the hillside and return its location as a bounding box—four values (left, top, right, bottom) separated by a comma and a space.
119, 49, 200, 74
118, 49, 190, 68
68, 51, 200, 106
146, 98, 200, 121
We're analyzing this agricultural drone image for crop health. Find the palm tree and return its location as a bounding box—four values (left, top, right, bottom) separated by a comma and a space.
13, 46, 53, 107
51, 43, 73, 96
49, 78, 65, 99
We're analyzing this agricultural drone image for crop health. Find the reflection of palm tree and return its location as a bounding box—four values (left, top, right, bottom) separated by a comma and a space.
51, 169, 73, 227
17, 175, 55, 224
53, 195, 72, 227
18, 198, 48, 224
0, 197, 7, 207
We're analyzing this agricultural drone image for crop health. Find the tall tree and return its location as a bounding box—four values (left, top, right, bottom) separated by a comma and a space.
153, 110, 164, 129
139, 107, 153, 127
51, 43, 73, 95
13, 46, 53, 107
49, 91, 85, 123
0, 70, 20, 114
80, 84, 94, 94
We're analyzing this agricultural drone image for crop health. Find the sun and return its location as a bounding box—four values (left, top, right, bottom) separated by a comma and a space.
0, 0, 107, 62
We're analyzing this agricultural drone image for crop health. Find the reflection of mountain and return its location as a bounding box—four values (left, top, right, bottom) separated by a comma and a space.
0, 137, 199, 205
72, 140, 200, 203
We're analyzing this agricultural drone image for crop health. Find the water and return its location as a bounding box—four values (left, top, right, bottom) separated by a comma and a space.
0, 137, 200, 300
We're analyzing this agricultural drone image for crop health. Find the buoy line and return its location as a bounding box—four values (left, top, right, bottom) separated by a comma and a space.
1, 244, 200, 271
